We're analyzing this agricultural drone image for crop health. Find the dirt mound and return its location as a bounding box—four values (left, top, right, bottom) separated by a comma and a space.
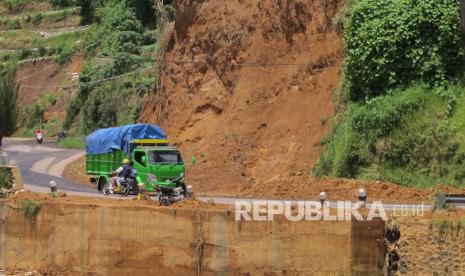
235, 177, 465, 203
140, 0, 344, 194
63, 156, 92, 187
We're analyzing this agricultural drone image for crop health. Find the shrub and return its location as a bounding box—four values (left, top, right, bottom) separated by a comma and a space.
9, 19, 20, 29
0, 168, 13, 197
25, 103, 45, 129
38, 46, 47, 57
56, 44, 75, 65
344, 0, 464, 101
31, 13, 44, 26
19, 199, 42, 217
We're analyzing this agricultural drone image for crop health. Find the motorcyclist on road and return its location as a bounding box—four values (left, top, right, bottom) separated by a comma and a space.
109, 159, 132, 193
34, 128, 44, 144
57, 129, 66, 141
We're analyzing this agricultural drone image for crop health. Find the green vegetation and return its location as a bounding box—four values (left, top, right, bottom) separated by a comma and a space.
315, 0, 465, 188
344, 0, 464, 101
56, 136, 85, 149
0, 7, 81, 30
64, 0, 174, 134
19, 199, 42, 217
0, 62, 18, 148
0, 167, 13, 197
25, 103, 46, 129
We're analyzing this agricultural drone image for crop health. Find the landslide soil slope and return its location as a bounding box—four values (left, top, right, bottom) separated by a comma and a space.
141, 0, 344, 194
16, 56, 84, 132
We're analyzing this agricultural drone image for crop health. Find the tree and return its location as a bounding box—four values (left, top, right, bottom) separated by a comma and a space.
0, 63, 18, 148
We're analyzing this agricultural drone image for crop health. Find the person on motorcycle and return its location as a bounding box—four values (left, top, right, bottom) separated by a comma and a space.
109, 159, 132, 193
34, 128, 44, 144
57, 129, 66, 141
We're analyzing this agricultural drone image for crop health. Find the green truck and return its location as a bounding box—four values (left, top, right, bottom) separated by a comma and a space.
85, 124, 192, 193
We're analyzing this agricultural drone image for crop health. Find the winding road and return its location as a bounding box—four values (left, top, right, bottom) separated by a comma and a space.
4, 138, 464, 211
3, 138, 97, 196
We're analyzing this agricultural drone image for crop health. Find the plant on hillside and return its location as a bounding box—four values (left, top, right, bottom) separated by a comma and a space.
25, 103, 45, 129
0, 168, 13, 197
0, 62, 18, 148
315, 86, 465, 188
64, 0, 172, 133
316, 0, 465, 188
19, 199, 42, 217
344, 0, 464, 101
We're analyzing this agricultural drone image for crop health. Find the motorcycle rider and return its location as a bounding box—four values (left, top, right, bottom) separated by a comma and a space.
57, 129, 66, 141
109, 159, 133, 193
34, 128, 44, 144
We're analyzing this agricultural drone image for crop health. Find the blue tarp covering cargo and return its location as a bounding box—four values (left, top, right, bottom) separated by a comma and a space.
86, 124, 167, 155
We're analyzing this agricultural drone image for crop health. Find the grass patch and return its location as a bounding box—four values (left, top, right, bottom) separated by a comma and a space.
315, 85, 465, 188
56, 136, 85, 149
19, 199, 42, 217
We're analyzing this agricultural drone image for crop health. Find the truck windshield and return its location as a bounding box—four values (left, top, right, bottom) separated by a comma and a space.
149, 151, 183, 164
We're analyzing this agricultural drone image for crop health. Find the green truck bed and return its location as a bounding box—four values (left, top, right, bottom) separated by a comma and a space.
86, 149, 127, 177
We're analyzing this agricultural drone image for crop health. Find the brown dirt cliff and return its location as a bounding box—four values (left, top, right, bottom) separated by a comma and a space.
140, 0, 344, 194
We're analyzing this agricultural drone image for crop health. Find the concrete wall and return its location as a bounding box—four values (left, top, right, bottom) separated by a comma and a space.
394, 218, 465, 274
0, 200, 384, 275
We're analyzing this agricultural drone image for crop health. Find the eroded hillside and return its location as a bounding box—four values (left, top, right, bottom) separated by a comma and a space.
141, 0, 344, 193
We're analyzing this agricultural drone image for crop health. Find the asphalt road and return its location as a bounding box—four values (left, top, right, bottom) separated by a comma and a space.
2, 138, 97, 195
3, 138, 463, 211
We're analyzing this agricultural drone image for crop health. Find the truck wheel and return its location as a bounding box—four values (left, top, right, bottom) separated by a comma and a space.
98, 177, 107, 193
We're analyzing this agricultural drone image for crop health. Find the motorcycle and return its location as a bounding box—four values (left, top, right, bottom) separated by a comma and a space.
156, 173, 192, 206
102, 178, 139, 197
57, 130, 66, 143
36, 132, 43, 144
119, 177, 139, 197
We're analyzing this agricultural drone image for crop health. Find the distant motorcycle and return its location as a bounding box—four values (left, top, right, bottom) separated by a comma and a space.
156, 173, 192, 206
57, 130, 66, 143
36, 132, 43, 144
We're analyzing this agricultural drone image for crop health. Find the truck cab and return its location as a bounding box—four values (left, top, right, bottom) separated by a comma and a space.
131, 145, 185, 192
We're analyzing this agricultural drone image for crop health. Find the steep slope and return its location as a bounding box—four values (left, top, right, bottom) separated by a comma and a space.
140, 0, 344, 193
16, 56, 84, 135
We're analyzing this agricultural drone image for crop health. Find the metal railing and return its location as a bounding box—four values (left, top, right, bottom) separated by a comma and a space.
435, 193, 465, 209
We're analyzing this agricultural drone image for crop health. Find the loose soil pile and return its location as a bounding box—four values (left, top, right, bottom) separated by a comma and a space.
7, 190, 224, 210
63, 156, 91, 187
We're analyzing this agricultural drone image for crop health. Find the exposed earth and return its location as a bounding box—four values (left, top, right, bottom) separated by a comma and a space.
140, 0, 344, 194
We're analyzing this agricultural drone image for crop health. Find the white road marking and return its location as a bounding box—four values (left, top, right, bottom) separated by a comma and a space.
31, 157, 57, 174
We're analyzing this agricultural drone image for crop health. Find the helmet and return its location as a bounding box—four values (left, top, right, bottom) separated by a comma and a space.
123, 159, 129, 164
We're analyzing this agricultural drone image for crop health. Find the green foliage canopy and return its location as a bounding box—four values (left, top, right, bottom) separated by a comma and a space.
344, 0, 464, 101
